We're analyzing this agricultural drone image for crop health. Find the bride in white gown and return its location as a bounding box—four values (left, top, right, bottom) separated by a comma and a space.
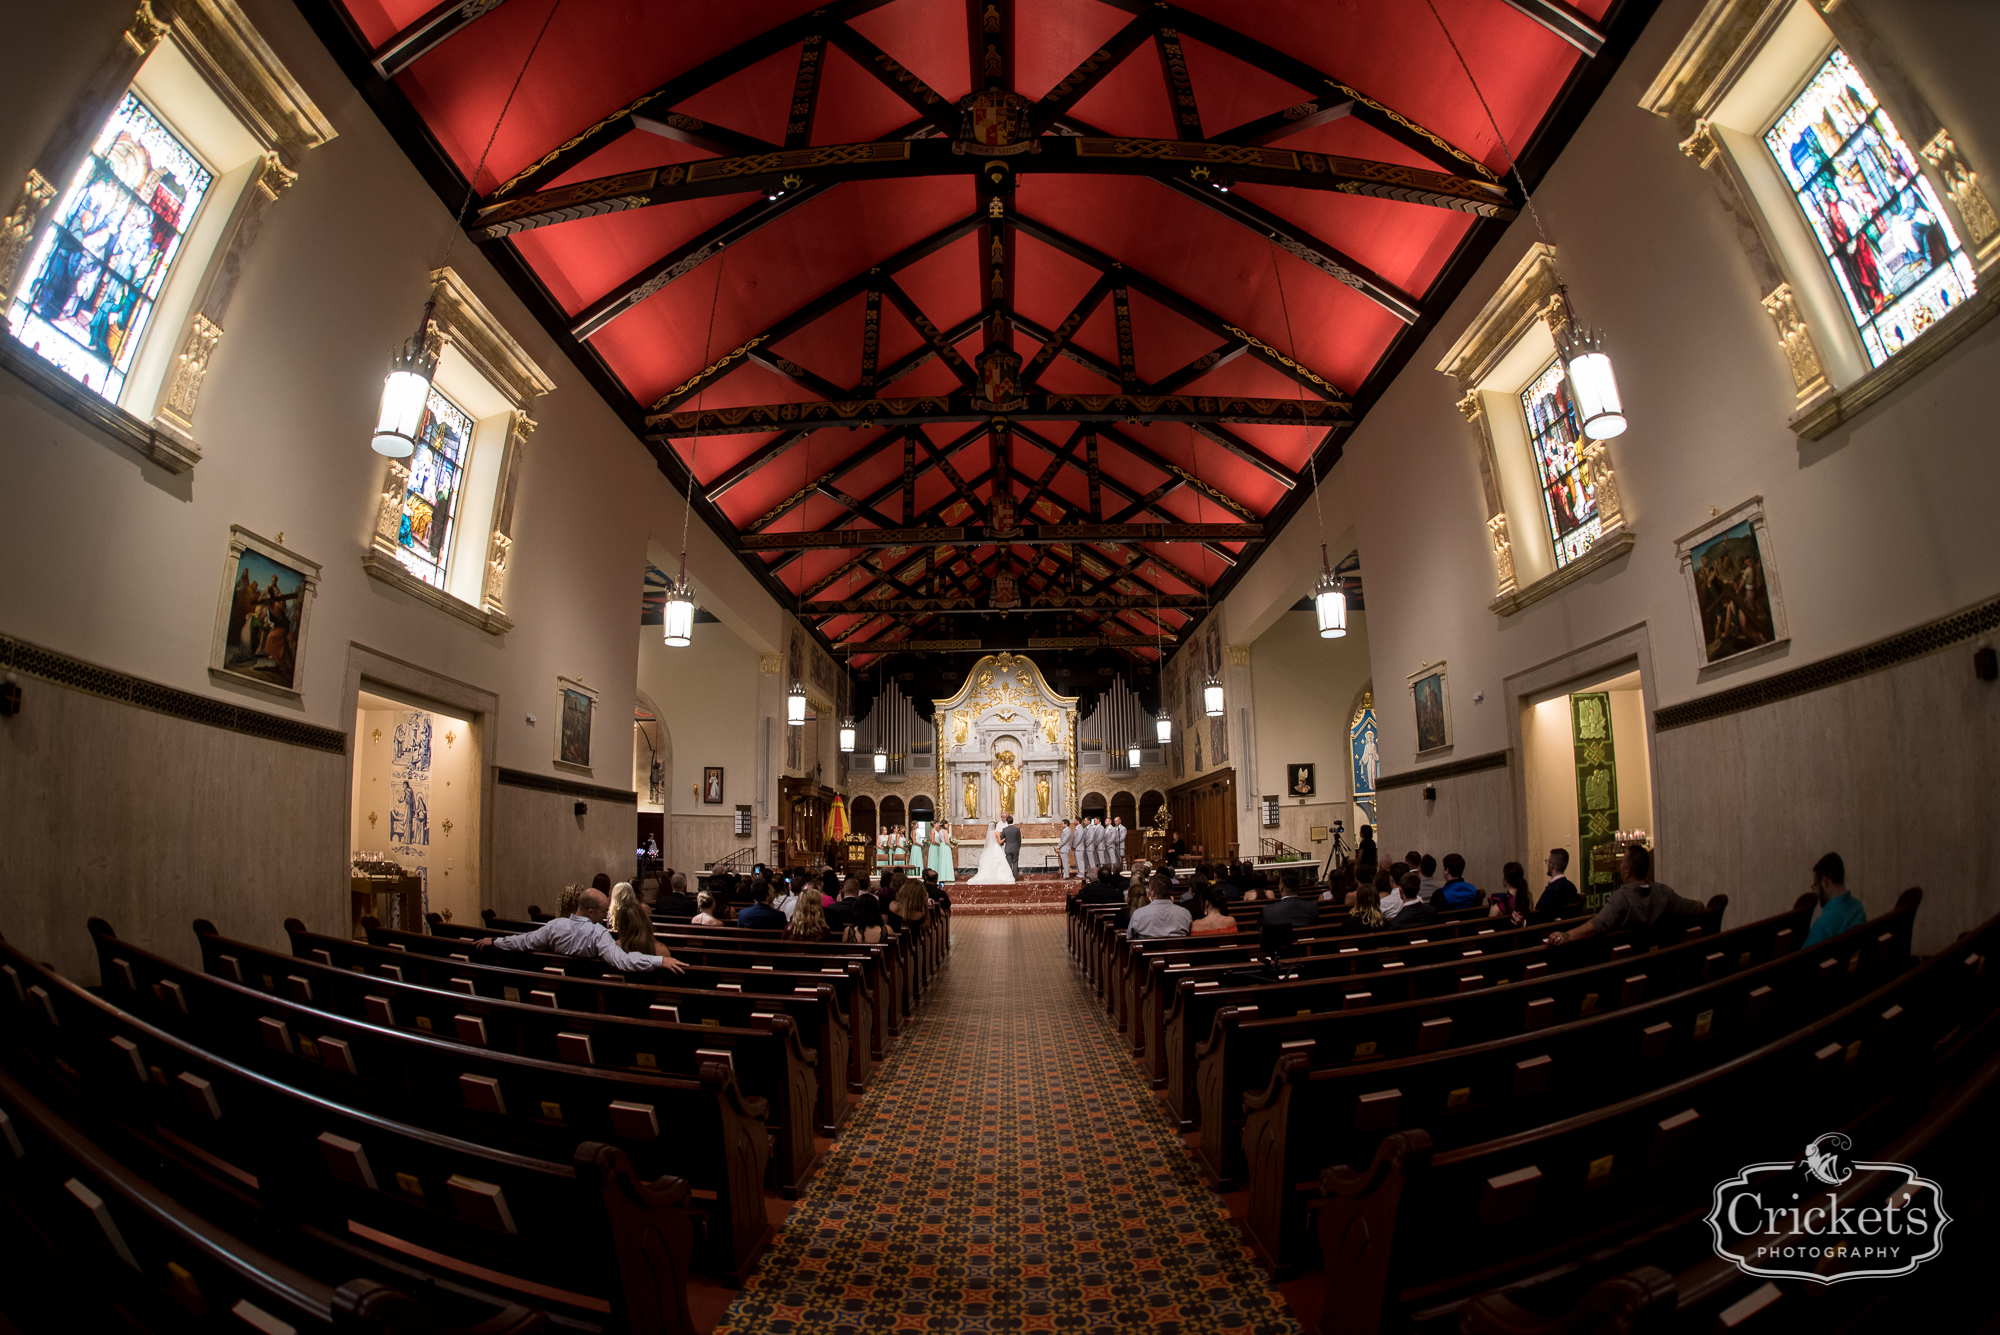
967, 822, 1015, 885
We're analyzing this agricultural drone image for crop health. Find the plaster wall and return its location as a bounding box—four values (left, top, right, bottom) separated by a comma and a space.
1246, 608, 1374, 853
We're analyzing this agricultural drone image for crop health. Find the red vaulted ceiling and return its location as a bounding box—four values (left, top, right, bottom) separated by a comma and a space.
321, 0, 1631, 664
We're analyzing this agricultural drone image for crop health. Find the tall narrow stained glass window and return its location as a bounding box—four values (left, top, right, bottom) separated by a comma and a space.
394, 387, 476, 589
1765, 49, 1974, 367
1521, 358, 1600, 568
8, 93, 214, 403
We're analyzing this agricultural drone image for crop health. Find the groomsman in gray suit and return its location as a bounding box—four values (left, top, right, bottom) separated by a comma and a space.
1110, 816, 1127, 871
1076, 817, 1095, 880
1086, 817, 1105, 879
1057, 818, 1077, 879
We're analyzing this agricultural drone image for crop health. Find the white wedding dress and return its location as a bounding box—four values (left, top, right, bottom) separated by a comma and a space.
968, 827, 1015, 884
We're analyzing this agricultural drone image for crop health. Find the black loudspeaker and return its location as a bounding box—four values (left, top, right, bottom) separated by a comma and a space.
0, 681, 18, 716
1976, 646, 1998, 681
574, 802, 588, 816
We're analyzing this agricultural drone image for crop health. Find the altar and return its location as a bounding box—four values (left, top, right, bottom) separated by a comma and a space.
933, 653, 1079, 825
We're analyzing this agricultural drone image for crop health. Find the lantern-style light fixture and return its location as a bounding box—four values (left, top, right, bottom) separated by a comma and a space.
1127, 741, 1142, 768
1559, 319, 1627, 440
1155, 707, 1172, 746
661, 569, 695, 647
786, 681, 807, 726
1313, 544, 1347, 640
371, 308, 437, 458
873, 742, 888, 774
1203, 674, 1225, 718
839, 715, 857, 753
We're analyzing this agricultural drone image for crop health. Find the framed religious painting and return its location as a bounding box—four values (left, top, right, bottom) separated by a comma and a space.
208, 526, 320, 700
1408, 662, 1453, 756
703, 767, 725, 804
1287, 763, 1316, 798
555, 676, 597, 772
1675, 498, 1790, 669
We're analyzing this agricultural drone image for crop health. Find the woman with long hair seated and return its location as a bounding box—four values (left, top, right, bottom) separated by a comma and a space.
1189, 884, 1238, 935
1111, 878, 1150, 931
843, 892, 886, 945
1492, 861, 1533, 925
691, 890, 726, 926
1349, 884, 1387, 929
609, 882, 690, 971
787, 888, 832, 942
893, 877, 929, 930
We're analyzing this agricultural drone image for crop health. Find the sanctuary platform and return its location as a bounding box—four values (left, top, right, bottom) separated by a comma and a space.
947, 875, 1078, 915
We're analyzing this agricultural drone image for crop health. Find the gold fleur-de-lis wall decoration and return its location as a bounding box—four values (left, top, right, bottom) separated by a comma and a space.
368, 811, 378, 828
372, 728, 381, 743
441, 818, 455, 837
445, 730, 456, 748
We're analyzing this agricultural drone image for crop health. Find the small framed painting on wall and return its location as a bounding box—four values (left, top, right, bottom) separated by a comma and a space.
1409, 662, 1453, 756
208, 526, 320, 700
556, 676, 597, 772
703, 767, 725, 803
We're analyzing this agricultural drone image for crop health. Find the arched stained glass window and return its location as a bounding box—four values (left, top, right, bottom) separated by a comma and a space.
393, 386, 476, 589
1520, 358, 1600, 568
9, 93, 214, 403
1765, 49, 1975, 367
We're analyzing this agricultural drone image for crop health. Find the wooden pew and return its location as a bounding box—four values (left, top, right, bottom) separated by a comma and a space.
1138, 912, 1592, 1091
368, 915, 894, 1067
1234, 891, 1921, 1269
1308, 907, 2000, 1335
470, 910, 913, 1046
94, 921, 812, 1219
285, 918, 880, 1092
0, 941, 705, 1333
1458, 995, 2000, 1334
1156, 903, 1736, 1128
205, 921, 854, 1132
0, 1059, 549, 1335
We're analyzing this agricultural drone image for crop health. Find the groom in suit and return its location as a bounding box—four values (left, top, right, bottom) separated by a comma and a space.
999, 815, 1023, 878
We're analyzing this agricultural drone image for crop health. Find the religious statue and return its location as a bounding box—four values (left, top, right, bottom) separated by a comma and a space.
1041, 710, 1060, 745
992, 749, 1021, 816
952, 710, 970, 745
963, 772, 978, 819
1035, 773, 1050, 817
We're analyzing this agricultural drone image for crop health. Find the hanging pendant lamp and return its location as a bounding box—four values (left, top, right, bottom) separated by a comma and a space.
1203, 674, 1224, 718
1312, 544, 1348, 639
786, 681, 807, 726
1558, 319, 1627, 440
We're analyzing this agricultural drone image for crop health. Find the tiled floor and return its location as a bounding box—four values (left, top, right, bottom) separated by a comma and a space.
716, 915, 1303, 1334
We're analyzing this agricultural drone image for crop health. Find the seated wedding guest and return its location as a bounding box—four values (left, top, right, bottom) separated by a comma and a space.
1111, 879, 1150, 932
1403, 851, 1423, 879
825, 877, 864, 929
554, 883, 585, 918
1415, 855, 1442, 902
1081, 868, 1125, 905
1546, 845, 1697, 947
657, 872, 698, 918
1321, 864, 1358, 904
736, 880, 788, 931
1391, 872, 1439, 927
1491, 862, 1533, 922
1238, 871, 1277, 903
591, 873, 613, 896
923, 868, 952, 912
1128, 876, 1192, 939
1803, 852, 1864, 947
1261, 873, 1321, 929
842, 893, 886, 945
890, 879, 929, 932
787, 889, 832, 943
1349, 885, 1387, 929
1437, 854, 1480, 908
690, 891, 727, 926
1190, 885, 1239, 935
477, 889, 669, 971
770, 874, 800, 920
822, 868, 842, 901
1379, 872, 1407, 919
1533, 848, 1584, 923
608, 882, 691, 973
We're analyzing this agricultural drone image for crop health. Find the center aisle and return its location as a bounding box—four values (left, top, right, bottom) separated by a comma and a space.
717, 915, 1303, 1335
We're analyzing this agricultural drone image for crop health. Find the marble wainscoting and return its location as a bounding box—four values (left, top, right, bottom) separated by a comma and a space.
1373, 754, 1518, 890
490, 771, 637, 919
0, 653, 348, 982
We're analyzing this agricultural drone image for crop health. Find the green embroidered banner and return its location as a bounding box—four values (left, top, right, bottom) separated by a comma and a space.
1571, 691, 1619, 913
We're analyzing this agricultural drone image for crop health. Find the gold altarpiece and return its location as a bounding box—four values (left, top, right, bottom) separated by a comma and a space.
932, 653, 1079, 822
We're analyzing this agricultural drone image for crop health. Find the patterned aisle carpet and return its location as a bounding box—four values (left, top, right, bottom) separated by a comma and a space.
716, 915, 1302, 1335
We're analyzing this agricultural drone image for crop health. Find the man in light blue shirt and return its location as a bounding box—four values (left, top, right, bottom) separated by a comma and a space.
1127, 878, 1192, 939
476, 889, 670, 971
1803, 852, 1865, 947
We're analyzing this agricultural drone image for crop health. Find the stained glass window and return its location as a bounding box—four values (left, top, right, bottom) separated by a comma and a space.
394, 387, 476, 589
1521, 358, 1600, 568
1765, 49, 1975, 367
8, 93, 213, 403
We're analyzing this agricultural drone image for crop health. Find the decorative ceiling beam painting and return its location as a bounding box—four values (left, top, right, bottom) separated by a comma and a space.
630, 111, 779, 158
1154, 27, 1204, 139
471, 136, 1511, 239
785, 34, 828, 149
970, 0, 1010, 90
1209, 98, 1357, 148
1497, 0, 1606, 55
371, 0, 513, 78
1094, 0, 1504, 186
1019, 276, 1114, 389
483, 0, 902, 201
1151, 340, 1248, 393
882, 280, 977, 387
859, 288, 882, 390
1009, 310, 1126, 387
649, 214, 980, 412
824, 24, 961, 139
739, 521, 1262, 551
646, 390, 1347, 436
1111, 286, 1138, 388
1028, 16, 1156, 135
1086, 430, 1102, 522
